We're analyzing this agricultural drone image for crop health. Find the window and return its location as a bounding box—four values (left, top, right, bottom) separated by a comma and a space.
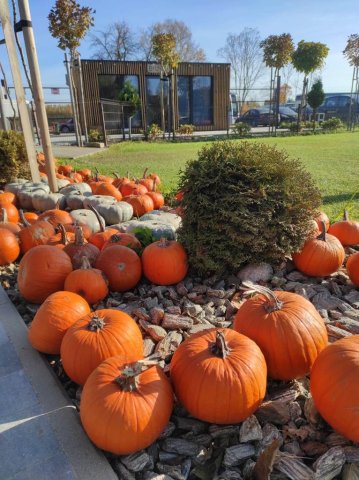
177, 76, 213, 126
145, 76, 169, 127
98, 74, 141, 127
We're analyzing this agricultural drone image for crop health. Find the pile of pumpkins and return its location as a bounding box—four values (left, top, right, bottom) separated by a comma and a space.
1, 166, 359, 457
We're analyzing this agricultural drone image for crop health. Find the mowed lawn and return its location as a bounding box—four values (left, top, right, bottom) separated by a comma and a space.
64, 132, 359, 221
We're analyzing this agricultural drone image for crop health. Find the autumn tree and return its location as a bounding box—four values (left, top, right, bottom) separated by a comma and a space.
48, 0, 94, 59
217, 28, 264, 112
292, 41, 329, 124
140, 20, 206, 62
90, 21, 137, 60
151, 33, 180, 138
307, 79, 325, 130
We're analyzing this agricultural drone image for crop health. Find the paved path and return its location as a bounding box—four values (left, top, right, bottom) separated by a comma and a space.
0, 286, 117, 480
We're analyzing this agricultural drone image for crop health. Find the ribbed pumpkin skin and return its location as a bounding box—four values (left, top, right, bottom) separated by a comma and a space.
292, 233, 345, 277
28, 291, 90, 354
37, 209, 73, 226
80, 358, 173, 454
347, 252, 359, 286
233, 290, 328, 380
19, 220, 55, 253
64, 267, 109, 304
95, 245, 142, 292
170, 328, 267, 424
123, 194, 154, 217
142, 240, 188, 285
17, 246, 73, 303
328, 219, 359, 246
61, 309, 144, 385
0, 229, 20, 265
2, 203, 19, 223
311, 335, 359, 442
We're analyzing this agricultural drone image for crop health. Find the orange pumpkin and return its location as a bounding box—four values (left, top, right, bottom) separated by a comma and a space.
102, 232, 142, 253
347, 252, 359, 286
64, 256, 109, 304
18, 219, 55, 254
146, 179, 164, 209
28, 291, 90, 354
292, 222, 345, 277
112, 172, 131, 189
311, 335, 359, 443
142, 238, 188, 285
1, 203, 19, 224
0, 229, 20, 265
0, 208, 21, 235
77, 168, 92, 181
233, 284, 328, 380
88, 219, 119, 250
23, 211, 39, 225
95, 182, 122, 201
17, 245, 73, 303
0, 191, 16, 206
315, 211, 330, 231
328, 209, 359, 246
123, 194, 154, 217
80, 357, 173, 455
47, 224, 75, 249
95, 245, 142, 292
170, 328, 267, 424
61, 309, 144, 385
58, 164, 73, 176
119, 180, 136, 197
143, 167, 161, 186
63, 225, 100, 269
37, 204, 73, 227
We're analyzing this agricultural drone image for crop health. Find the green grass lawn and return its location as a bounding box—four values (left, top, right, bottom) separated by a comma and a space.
63, 132, 359, 221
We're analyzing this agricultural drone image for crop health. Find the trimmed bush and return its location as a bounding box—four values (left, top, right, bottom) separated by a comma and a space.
321, 117, 344, 131
231, 122, 251, 136
177, 140, 321, 276
0, 130, 31, 185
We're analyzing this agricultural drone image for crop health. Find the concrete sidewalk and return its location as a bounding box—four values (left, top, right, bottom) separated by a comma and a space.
0, 286, 117, 480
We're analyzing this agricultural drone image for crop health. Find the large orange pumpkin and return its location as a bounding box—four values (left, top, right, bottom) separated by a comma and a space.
80, 357, 173, 455
95, 182, 122, 201
64, 256, 109, 304
37, 204, 73, 226
328, 210, 359, 246
18, 219, 55, 254
233, 284, 328, 380
170, 328, 267, 424
292, 223, 345, 277
311, 335, 359, 442
95, 245, 142, 292
347, 252, 359, 286
0, 229, 20, 265
28, 291, 90, 354
142, 238, 188, 285
17, 245, 73, 303
61, 309, 144, 385
122, 194, 154, 216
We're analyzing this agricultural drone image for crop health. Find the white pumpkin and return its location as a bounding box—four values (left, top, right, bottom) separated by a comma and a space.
60, 183, 92, 195
87, 201, 133, 225
70, 209, 105, 234
32, 192, 66, 212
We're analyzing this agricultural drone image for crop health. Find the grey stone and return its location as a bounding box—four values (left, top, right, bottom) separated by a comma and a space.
237, 263, 273, 283
162, 314, 193, 330
313, 446, 345, 480
223, 444, 256, 467
239, 415, 263, 442
143, 296, 159, 310
162, 438, 202, 456
150, 307, 165, 325
121, 450, 151, 472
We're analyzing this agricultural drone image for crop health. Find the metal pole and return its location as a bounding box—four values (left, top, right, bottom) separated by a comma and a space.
17, 0, 58, 192
0, 80, 9, 130
70, 59, 83, 146
77, 55, 88, 142
64, 53, 80, 146
99, 101, 108, 147
0, 0, 40, 182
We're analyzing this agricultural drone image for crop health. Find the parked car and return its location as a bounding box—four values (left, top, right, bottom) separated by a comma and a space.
235, 106, 297, 127
58, 118, 74, 133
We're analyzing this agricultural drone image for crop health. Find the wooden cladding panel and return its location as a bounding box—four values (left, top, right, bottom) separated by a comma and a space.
78, 60, 230, 131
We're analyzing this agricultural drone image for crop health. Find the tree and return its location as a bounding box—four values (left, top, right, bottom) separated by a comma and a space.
90, 22, 138, 60
152, 33, 180, 138
292, 41, 329, 124
139, 20, 206, 62
48, 0, 94, 58
217, 28, 264, 112
343, 34, 359, 67
118, 81, 141, 139
307, 78, 325, 130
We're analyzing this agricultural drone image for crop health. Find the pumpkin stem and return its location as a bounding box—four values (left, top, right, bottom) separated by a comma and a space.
114, 358, 159, 392
55, 198, 61, 210
343, 209, 349, 221
241, 281, 283, 313
57, 223, 69, 245
109, 233, 121, 243
88, 316, 105, 331
87, 204, 106, 232
210, 330, 230, 358
158, 237, 169, 248
152, 178, 156, 192
143, 167, 148, 179
0, 207, 8, 223
19, 209, 31, 227
112, 172, 119, 179
80, 255, 92, 269
317, 221, 327, 242
74, 225, 86, 245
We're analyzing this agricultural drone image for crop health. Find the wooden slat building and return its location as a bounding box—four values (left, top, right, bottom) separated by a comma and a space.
75, 60, 231, 133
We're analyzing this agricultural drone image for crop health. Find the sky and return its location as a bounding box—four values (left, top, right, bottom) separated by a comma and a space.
1, 0, 358, 103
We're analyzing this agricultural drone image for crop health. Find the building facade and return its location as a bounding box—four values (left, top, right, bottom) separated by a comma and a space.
76, 60, 231, 133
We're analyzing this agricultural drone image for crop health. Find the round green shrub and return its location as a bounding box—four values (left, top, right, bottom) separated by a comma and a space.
177, 140, 321, 276
0, 130, 31, 185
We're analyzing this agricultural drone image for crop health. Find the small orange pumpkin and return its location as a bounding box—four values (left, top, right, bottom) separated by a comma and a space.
102, 232, 142, 253
328, 209, 359, 246
0, 229, 20, 265
123, 194, 154, 217
347, 252, 359, 286
0, 208, 21, 235
95, 182, 122, 201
